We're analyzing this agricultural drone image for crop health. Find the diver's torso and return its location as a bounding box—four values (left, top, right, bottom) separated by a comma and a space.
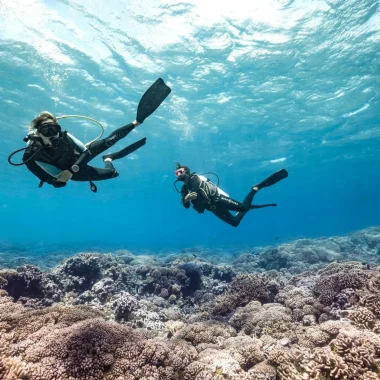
183, 174, 219, 212
32, 133, 80, 170
188, 174, 218, 199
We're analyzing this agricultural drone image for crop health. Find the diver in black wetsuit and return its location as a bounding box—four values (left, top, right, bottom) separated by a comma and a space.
22, 113, 145, 189
175, 164, 288, 227
12, 78, 171, 192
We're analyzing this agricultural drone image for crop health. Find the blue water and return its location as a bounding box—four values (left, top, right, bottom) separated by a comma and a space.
0, 0, 379, 250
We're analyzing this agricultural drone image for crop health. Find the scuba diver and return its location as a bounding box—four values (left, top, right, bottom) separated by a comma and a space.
174, 164, 288, 227
9, 78, 171, 192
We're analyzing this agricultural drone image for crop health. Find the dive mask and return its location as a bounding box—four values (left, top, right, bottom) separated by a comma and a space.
175, 168, 187, 179
38, 122, 61, 137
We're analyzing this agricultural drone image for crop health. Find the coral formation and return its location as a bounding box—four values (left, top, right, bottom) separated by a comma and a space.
209, 273, 273, 316
0, 227, 380, 379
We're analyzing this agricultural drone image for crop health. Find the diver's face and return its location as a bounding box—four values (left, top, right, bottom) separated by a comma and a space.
175, 168, 188, 181
38, 119, 61, 146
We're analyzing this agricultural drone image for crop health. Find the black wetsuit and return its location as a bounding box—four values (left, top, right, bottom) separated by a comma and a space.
181, 174, 260, 227
23, 123, 136, 188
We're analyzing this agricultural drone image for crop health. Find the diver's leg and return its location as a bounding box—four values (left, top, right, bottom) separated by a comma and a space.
215, 192, 257, 213
74, 122, 138, 167
216, 186, 264, 212
71, 165, 119, 182
102, 138, 146, 161
242, 187, 259, 210
104, 160, 115, 170
212, 208, 245, 227
88, 122, 137, 155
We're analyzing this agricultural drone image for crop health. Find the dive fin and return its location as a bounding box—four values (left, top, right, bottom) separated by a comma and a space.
102, 138, 147, 161
250, 204, 277, 209
136, 78, 171, 124
255, 169, 288, 189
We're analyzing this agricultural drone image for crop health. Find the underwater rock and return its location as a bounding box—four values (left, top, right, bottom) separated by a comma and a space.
179, 262, 203, 295
0, 265, 43, 300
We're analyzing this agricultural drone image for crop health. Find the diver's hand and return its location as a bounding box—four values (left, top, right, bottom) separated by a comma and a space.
184, 192, 197, 202
51, 179, 66, 188
56, 170, 73, 182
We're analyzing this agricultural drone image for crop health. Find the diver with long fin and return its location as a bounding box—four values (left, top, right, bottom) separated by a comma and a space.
174, 164, 288, 227
9, 78, 171, 192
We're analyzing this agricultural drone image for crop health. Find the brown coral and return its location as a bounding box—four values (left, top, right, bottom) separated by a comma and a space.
314, 269, 367, 305
312, 262, 378, 309
248, 361, 276, 379
2, 252, 380, 380
229, 302, 293, 339
361, 293, 380, 316
210, 274, 272, 316
174, 322, 234, 346
0, 290, 197, 380
304, 329, 380, 379
183, 348, 249, 380
0, 356, 28, 380
223, 336, 264, 370
349, 307, 376, 329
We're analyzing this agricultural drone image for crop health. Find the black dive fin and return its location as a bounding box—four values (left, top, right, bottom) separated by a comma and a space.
256, 169, 288, 189
250, 204, 277, 209
102, 138, 147, 161
136, 78, 171, 124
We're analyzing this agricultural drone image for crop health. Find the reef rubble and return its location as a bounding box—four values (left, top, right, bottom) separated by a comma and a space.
0, 226, 380, 379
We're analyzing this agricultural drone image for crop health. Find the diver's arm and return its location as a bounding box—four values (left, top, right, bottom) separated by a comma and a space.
182, 198, 191, 209
22, 140, 67, 188
23, 146, 51, 183
23, 145, 65, 188
24, 159, 65, 188
181, 186, 191, 209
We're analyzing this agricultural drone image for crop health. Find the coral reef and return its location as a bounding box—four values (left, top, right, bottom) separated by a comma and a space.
0, 227, 380, 379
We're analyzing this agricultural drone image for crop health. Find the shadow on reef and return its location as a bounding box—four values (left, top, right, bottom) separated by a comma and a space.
0, 227, 380, 379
